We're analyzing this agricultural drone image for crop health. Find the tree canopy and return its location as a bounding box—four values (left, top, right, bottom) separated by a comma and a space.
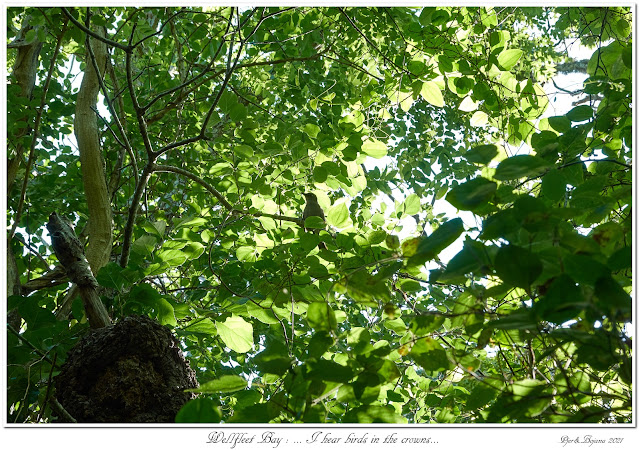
6, 6, 632, 424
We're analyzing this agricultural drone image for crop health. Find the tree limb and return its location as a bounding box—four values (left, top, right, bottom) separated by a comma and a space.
47, 213, 111, 329
75, 16, 113, 275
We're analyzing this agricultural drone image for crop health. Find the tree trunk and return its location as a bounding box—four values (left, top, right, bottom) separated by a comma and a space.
74, 26, 113, 276
7, 15, 43, 329
7, 15, 43, 194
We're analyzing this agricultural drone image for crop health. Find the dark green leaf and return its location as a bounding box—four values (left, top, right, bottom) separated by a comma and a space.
608, 246, 631, 271
564, 254, 610, 285
411, 337, 452, 372
566, 105, 593, 122
307, 331, 334, 358
307, 360, 354, 383
487, 308, 538, 330
595, 275, 631, 312
408, 218, 464, 266
467, 384, 499, 410
440, 239, 491, 280
541, 169, 567, 201
494, 245, 542, 289
494, 155, 550, 180
446, 177, 497, 211
253, 341, 293, 375
465, 144, 499, 164
534, 275, 585, 323
410, 314, 445, 336
128, 284, 177, 326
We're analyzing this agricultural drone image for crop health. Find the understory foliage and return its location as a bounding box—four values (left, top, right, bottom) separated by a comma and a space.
6, 6, 632, 423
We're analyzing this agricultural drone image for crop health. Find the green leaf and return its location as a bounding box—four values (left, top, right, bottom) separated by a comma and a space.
183, 318, 217, 336
188, 375, 247, 393
487, 308, 538, 330
403, 193, 421, 215
175, 398, 222, 423
253, 341, 293, 375
339, 270, 391, 306
410, 314, 445, 336
440, 239, 490, 280
420, 80, 444, 107
408, 218, 464, 266
215, 315, 254, 353
534, 274, 585, 323
128, 284, 177, 326
595, 275, 631, 312
304, 215, 326, 230
313, 166, 328, 183
458, 96, 478, 112
307, 331, 334, 358
467, 384, 499, 410
470, 110, 489, 126
247, 302, 280, 325
494, 155, 550, 180
306, 302, 337, 331
327, 202, 350, 228
236, 245, 256, 262
233, 144, 254, 158
410, 337, 452, 372
505, 379, 553, 418
466, 144, 499, 164
446, 177, 497, 211
343, 405, 407, 423
608, 246, 631, 271
564, 254, 610, 286
96, 262, 128, 291
384, 317, 407, 333
494, 245, 542, 289
183, 242, 205, 260
307, 360, 354, 383
386, 234, 400, 249
497, 49, 523, 70
156, 249, 188, 267
230, 103, 247, 122
566, 105, 593, 122
347, 327, 371, 354
361, 138, 387, 158
228, 403, 271, 423
541, 169, 567, 201
303, 123, 320, 138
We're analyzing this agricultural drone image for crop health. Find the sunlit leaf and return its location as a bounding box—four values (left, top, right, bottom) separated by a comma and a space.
497, 49, 523, 70
420, 81, 444, 107
216, 315, 254, 353
361, 138, 387, 158
188, 375, 247, 393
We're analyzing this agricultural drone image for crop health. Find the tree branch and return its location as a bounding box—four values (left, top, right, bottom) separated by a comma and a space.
153, 164, 303, 225
61, 7, 131, 51
9, 18, 68, 240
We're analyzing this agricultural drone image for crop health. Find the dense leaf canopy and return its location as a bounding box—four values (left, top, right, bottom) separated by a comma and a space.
6, 6, 632, 423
